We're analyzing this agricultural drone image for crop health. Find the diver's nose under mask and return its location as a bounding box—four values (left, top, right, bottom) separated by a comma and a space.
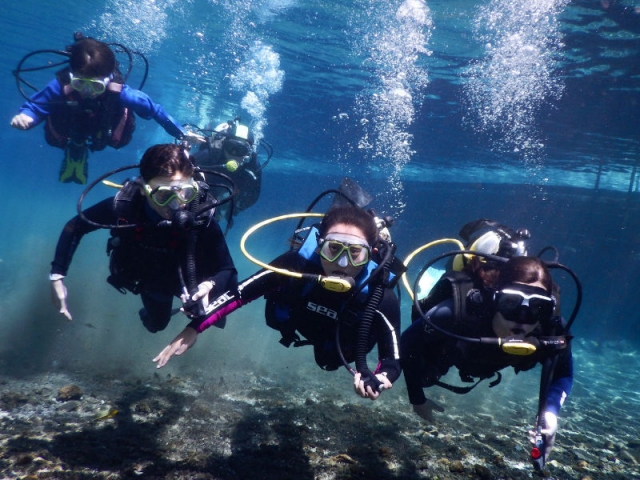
337, 253, 349, 268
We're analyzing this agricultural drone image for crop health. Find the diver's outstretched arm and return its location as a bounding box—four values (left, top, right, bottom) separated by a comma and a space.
153, 326, 198, 368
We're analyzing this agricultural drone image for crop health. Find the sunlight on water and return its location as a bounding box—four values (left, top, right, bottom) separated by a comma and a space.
464, 0, 569, 179
353, 0, 432, 215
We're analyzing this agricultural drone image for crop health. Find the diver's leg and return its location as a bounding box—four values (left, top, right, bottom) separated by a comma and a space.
139, 290, 174, 333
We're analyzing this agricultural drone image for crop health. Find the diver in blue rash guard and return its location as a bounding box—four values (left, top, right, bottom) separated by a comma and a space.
154, 205, 402, 400
10, 34, 203, 184
401, 256, 573, 464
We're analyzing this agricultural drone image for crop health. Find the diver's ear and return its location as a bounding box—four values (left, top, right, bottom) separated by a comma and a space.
315, 232, 323, 251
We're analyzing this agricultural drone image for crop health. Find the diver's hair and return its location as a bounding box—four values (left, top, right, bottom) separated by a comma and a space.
69, 38, 115, 78
467, 257, 501, 289
497, 256, 552, 293
319, 205, 377, 247
139, 144, 194, 182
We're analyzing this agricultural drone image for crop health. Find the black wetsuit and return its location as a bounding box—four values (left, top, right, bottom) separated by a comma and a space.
50, 192, 237, 332
190, 250, 402, 382
401, 299, 573, 416
191, 142, 261, 216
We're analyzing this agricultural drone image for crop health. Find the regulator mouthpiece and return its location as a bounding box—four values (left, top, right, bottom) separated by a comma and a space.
225, 160, 239, 172
319, 275, 355, 293
499, 336, 538, 356
172, 209, 195, 230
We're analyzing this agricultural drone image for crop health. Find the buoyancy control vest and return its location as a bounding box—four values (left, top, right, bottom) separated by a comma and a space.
105, 180, 216, 295
45, 67, 135, 151
413, 268, 566, 393
412, 270, 494, 326
264, 226, 382, 351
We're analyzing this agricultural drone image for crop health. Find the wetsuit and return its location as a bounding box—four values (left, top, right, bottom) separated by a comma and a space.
191, 138, 262, 216
50, 191, 237, 333
18, 76, 186, 150
401, 298, 573, 415
188, 250, 402, 382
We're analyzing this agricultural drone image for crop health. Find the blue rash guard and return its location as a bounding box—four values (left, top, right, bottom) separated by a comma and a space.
400, 298, 573, 415
18, 78, 186, 139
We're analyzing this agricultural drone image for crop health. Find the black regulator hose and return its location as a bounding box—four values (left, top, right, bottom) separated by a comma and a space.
352, 238, 396, 392
412, 250, 582, 346
293, 189, 359, 234
175, 195, 206, 317
354, 278, 386, 391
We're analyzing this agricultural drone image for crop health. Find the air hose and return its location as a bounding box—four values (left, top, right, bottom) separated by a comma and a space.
175, 193, 209, 317
352, 238, 396, 391
354, 278, 386, 391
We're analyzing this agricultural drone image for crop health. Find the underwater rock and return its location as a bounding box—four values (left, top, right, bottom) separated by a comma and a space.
57, 399, 80, 411
0, 349, 639, 480
378, 446, 393, 458
330, 453, 357, 464
575, 459, 589, 470
56, 384, 82, 401
134, 401, 152, 414
448, 459, 464, 472
15, 453, 33, 465
0, 391, 28, 410
474, 463, 493, 479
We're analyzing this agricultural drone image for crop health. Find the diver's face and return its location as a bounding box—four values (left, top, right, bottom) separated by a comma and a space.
318, 223, 370, 279
69, 73, 111, 99
143, 172, 192, 220
491, 280, 547, 337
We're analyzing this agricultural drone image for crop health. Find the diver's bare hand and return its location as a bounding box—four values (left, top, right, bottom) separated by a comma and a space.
10, 113, 34, 130
153, 327, 198, 368
50, 276, 72, 321
354, 372, 392, 400
182, 132, 206, 145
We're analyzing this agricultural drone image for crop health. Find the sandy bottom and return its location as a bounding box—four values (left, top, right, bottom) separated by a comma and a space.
0, 339, 639, 480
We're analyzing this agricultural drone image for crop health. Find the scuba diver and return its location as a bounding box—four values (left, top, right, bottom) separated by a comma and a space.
11, 33, 203, 184
190, 117, 272, 229
154, 181, 403, 401
400, 220, 578, 471
49, 144, 237, 335
410, 218, 531, 317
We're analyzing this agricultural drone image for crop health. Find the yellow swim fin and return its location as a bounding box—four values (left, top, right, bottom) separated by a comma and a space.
60, 142, 89, 184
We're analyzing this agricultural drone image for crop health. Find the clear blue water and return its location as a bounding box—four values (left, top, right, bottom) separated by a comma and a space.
1, 0, 639, 392
2, 1, 640, 478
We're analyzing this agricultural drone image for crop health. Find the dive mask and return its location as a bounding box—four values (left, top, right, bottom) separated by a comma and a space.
69, 73, 111, 96
494, 284, 555, 324
224, 138, 251, 158
144, 180, 199, 208
319, 234, 370, 267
